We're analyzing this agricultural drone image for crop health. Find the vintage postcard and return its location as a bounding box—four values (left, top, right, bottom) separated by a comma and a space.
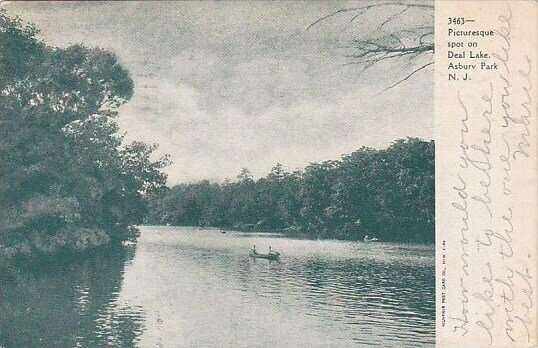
0, 1, 535, 347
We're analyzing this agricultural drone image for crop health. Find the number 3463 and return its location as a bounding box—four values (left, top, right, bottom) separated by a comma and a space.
448, 17, 467, 25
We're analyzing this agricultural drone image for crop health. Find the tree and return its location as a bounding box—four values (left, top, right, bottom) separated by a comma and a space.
0, 11, 169, 258
308, 2, 434, 91
145, 138, 434, 242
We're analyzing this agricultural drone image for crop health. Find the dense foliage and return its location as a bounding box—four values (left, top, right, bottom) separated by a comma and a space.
147, 138, 435, 243
0, 12, 169, 261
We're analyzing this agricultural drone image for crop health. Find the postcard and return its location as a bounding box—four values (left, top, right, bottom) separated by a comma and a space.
436, 1, 537, 347
0, 1, 535, 347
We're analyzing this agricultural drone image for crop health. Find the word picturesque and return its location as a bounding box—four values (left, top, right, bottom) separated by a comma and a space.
448, 29, 495, 37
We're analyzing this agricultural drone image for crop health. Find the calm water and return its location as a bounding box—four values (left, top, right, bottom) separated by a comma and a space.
1, 226, 435, 347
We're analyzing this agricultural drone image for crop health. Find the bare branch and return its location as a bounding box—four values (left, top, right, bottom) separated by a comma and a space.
308, 2, 433, 30
376, 7, 409, 30
380, 61, 434, 93
309, 2, 434, 92
307, 7, 364, 30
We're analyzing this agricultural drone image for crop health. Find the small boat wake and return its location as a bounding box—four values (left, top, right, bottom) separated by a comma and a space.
249, 251, 280, 260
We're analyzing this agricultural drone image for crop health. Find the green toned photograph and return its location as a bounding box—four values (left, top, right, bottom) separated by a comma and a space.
1, 2, 434, 347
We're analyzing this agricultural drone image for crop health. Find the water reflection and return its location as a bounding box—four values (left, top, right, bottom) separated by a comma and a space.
138, 227, 435, 347
1, 227, 435, 347
0, 248, 145, 347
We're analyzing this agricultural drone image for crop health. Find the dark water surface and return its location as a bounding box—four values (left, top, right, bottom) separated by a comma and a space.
1, 226, 435, 347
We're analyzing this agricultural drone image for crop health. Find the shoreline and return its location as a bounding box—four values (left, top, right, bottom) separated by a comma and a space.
144, 224, 436, 245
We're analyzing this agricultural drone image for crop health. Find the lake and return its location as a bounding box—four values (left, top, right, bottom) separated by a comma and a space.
1, 226, 435, 347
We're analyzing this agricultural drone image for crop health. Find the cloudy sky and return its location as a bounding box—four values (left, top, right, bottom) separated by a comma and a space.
5, 1, 433, 184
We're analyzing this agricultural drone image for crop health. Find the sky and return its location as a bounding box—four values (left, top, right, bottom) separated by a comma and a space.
4, 1, 434, 184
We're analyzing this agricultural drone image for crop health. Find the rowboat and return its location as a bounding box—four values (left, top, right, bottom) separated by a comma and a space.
249, 251, 280, 260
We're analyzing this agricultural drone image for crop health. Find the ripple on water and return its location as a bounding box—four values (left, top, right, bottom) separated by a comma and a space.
1, 226, 435, 347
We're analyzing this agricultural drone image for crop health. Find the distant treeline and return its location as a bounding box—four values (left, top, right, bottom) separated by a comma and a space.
147, 138, 435, 243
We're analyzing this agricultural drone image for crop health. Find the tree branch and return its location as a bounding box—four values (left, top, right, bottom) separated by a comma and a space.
309, 2, 434, 92
380, 61, 434, 93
